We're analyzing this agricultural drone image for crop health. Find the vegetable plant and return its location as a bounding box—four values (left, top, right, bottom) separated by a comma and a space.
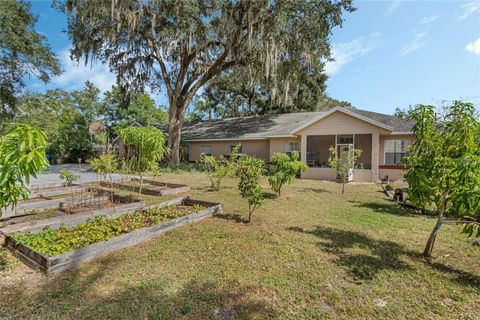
327, 146, 362, 194
12, 204, 205, 256
237, 156, 265, 223
268, 151, 307, 196
0, 124, 49, 218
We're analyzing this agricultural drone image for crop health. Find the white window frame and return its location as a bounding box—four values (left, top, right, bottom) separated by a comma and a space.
201, 145, 212, 156
384, 139, 410, 165
285, 141, 300, 154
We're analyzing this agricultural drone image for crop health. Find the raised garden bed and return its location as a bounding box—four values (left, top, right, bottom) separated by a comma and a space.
4, 197, 222, 275
0, 191, 144, 234
100, 177, 190, 196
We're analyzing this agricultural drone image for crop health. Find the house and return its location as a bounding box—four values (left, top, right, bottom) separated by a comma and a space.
180, 107, 414, 182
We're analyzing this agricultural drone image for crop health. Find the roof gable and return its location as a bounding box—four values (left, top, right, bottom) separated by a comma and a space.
290, 107, 393, 135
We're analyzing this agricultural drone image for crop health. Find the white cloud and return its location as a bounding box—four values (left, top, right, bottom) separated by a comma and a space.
466, 37, 480, 55
52, 48, 116, 93
401, 32, 427, 56
459, 2, 480, 21
420, 15, 440, 24
325, 36, 379, 76
385, 0, 401, 16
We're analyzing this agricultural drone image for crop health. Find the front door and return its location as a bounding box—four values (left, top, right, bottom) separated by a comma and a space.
337, 144, 354, 181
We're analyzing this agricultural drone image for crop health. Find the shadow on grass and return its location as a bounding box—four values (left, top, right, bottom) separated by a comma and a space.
1, 254, 276, 319
262, 191, 277, 199
299, 187, 332, 194
214, 213, 249, 224
348, 200, 436, 217
287, 226, 480, 287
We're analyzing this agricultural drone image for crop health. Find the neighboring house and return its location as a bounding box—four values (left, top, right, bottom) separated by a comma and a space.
180, 107, 414, 182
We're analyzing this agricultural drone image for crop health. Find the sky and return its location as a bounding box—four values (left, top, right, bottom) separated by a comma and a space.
26, 0, 480, 115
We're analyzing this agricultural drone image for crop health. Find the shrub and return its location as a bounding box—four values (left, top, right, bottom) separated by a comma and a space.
237, 156, 265, 223
268, 151, 307, 196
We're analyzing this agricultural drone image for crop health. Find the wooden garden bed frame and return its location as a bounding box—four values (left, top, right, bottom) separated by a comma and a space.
4, 197, 222, 276
100, 177, 190, 196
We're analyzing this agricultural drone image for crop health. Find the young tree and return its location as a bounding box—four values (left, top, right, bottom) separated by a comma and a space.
59, 169, 79, 187
57, 0, 354, 163
404, 102, 480, 257
200, 145, 239, 191
118, 126, 169, 197
89, 152, 118, 183
268, 151, 307, 196
0, 0, 60, 125
328, 146, 362, 194
0, 124, 49, 217
237, 156, 265, 223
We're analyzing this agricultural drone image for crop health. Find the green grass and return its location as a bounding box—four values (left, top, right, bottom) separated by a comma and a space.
0, 172, 479, 319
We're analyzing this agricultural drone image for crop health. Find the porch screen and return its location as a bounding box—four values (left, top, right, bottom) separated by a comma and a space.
384, 139, 410, 165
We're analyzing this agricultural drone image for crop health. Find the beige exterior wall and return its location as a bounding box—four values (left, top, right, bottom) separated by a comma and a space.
188, 140, 270, 162
379, 168, 406, 181
298, 111, 389, 182
269, 137, 301, 162
295, 111, 389, 136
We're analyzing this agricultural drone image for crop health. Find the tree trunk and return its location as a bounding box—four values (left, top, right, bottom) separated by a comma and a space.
423, 207, 445, 257
341, 180, 345, 194
167, 101, 188, 164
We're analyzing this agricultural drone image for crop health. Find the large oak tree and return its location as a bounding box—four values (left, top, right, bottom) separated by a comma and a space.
57, 0, 354, 162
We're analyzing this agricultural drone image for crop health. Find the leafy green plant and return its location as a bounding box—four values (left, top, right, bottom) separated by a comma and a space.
59, 169, 79, 186
237, 156, 265, 223
12, 204, 205, 256
268, 151, 307, 196
0, 124, 49, 217
200, 144, 240, 191
118, 126, 169, 197
328, 146, 362, 194
89, 152, 118, 180
404, 102, 480, 257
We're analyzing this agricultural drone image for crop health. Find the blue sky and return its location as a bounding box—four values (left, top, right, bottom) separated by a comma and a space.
27, 0, 480, 115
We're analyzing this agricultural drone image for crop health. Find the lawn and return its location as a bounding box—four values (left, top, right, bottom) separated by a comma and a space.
0, 172, 479, 319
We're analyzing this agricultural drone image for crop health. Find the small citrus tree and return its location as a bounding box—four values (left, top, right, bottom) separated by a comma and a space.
89, 152, 118, 182
59, 169, 79, 187
237, 156, 265, 223
200, 144, 239, 191
404, 102, 480, 257
118, 126, 169, 197
268, 151, 307, 196
0, 124, 49, 217
328, 146, 362, 194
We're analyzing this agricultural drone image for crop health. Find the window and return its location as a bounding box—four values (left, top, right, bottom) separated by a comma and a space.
337, 135, 354, 144
285, 141, 300, 154
231, 144, 242, 154
201, 145, 212, 156
384, 139, 410, 165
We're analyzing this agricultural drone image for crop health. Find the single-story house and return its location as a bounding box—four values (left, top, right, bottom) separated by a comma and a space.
180, 107, 414, 182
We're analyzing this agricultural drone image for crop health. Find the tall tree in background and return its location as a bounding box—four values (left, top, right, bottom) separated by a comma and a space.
102, 86, 167, 138
191, 63, 352, 120
0, 0, 60, 126
58, 0, 354, 163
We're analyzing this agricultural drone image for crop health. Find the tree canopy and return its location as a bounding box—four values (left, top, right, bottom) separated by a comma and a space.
0, 0, 60, 124
57, 0, 354, 162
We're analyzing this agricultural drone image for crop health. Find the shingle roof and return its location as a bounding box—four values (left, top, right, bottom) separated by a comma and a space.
174, 107, 413, 141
